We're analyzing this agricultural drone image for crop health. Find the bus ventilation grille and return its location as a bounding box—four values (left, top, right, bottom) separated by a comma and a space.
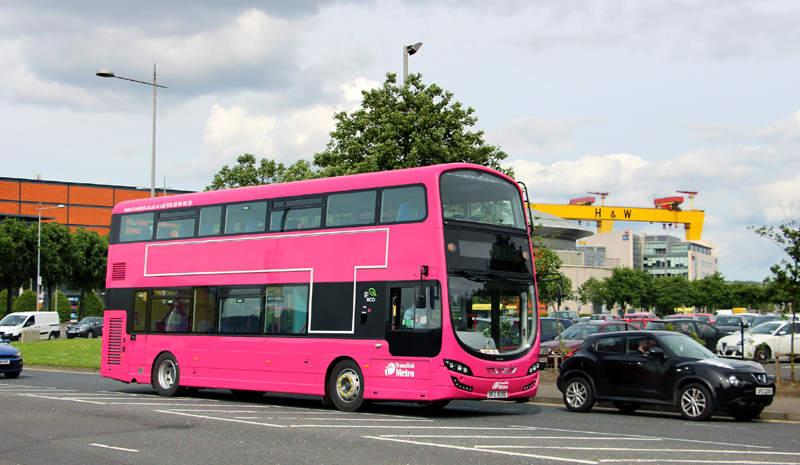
111, 262, 126, 281
106, 317, 124, 366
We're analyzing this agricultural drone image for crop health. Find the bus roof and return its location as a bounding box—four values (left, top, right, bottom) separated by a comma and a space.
112, 163, 514, 214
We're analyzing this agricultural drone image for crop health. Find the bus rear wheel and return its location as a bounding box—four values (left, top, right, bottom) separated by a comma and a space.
329, 360, 365, 412
153, 352, 183, 397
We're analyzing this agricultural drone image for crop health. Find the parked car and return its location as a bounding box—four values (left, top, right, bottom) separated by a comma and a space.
645, 319, 729, 351
588, 314, 617, 322
737, 321, 800, 363
0, 311, 61, 341
540, 317, 573, 342
751, 314, 781, 328
624, 312, 657, 319
548, 311, 581, 324
715, 315, 757, 333
0, 337, 23, 378
539, 321, 634, 366
65, 317, 104, 339
716, 321, 783, 359
557, 330, 776, 421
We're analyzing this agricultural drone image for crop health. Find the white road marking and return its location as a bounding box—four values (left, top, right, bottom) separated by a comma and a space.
156, 409, 287, 428
364, 435, 598, 464
90, 443, 139, 453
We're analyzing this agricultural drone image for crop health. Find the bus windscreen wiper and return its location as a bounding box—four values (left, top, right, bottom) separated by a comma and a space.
452, 270, 489, 282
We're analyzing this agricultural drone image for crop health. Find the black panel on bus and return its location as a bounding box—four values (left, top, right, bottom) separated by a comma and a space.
443, 228, 533, 274
310, 282, 355, 332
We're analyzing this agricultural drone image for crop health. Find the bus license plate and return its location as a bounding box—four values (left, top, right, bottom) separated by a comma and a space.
487, 390, 508, 399
756, 387, 773, 396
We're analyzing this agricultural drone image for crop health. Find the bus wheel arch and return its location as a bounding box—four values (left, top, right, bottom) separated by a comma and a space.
327, 358, 367, 412
152, 351, 183, 397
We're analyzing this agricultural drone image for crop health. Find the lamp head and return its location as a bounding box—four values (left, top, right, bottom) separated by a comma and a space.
406, 42, 423, 55
96, 68, 115, 78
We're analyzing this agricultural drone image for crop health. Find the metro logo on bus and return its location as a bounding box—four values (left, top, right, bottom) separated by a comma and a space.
385, 362, 416, 378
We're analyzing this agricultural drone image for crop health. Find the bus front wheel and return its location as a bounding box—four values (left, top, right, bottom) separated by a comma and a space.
153, 352, 183, 397
329, 360, 365, 412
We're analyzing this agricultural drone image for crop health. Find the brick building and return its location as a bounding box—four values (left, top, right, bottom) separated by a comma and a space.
0, 176, 193, 235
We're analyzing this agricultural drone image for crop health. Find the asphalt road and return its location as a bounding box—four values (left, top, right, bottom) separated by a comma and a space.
1, 369, 798, 465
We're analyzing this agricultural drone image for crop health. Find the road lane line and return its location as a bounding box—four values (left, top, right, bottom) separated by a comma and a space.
156, 409, 287, 427
90, 443, 139, 452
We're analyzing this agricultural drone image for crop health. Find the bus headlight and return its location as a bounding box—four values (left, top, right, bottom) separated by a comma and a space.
443, 359, 473, 376
527, 363, 539, 375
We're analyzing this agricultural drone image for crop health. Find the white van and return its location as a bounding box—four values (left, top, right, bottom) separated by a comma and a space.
0, 312, 61, 341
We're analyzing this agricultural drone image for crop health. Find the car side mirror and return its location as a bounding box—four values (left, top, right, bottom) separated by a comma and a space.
648, 347, 666, 358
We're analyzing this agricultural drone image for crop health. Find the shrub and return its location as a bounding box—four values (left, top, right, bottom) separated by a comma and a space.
84, 291, 105, 317
50, 291, 72, 322
12, 289, 37, 313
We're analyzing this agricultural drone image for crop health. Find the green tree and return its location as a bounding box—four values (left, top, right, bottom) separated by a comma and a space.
577, 276, 609, 314
0, 290, 11, 319
603, 267, 653, 312
12, 289, 37, 313
651, 276, 693, 315
0, 219, 35, 315
205, 154, 314, 190
314, 73, 510, 177
83, 290, 105, 317
691, 273, 730, 311
533, 248, 572, 310
49, 290, 72, 323
728, 282, 764, 310
67, 228, 108, 320
751, 212, 799, 381
39, 221, 73, 311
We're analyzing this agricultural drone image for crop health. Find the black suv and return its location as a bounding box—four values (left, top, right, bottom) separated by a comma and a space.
557, 330, 775, 421
65, 317, 103, 339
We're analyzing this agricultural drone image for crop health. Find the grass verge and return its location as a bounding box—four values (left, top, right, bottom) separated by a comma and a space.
11, 338, 101, 370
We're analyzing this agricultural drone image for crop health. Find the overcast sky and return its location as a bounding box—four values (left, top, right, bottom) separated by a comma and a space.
1, 0, 798, 283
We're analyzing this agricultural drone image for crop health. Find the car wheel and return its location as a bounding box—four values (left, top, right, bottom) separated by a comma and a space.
613, 400, 641, 414
329, 359, 365, 412
753, 345, 772, 364
48, 332, 57, 340
729, 408, 763, 421
152, 352, 183, 397
563, 376, 595, 413
87, 331, 95, 339
5, 372, 20, 379
678, 383, 714, 421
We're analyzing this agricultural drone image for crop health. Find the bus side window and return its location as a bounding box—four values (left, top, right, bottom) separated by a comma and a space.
381, 186, 426, 223
199, 206, 222, 236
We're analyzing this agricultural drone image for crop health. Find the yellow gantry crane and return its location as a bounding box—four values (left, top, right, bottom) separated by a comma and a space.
529, 191, 706, 241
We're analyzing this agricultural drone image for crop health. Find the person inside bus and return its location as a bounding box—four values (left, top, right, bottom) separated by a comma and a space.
163, 300, 189, 332
397, 203, 414, 222
403, 305, 426, 328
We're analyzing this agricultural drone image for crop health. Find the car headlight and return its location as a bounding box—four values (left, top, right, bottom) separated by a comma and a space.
12, 352, 21, 360
726, 375, 746, 387
539, 347, 551, 356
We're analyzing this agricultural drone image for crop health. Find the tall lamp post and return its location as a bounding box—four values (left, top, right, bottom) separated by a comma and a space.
36, 203, 65, 310
96, 65, 167, 198
403, 42, 423, 85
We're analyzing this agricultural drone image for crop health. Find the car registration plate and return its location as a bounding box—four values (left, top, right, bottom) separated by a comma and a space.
756, 387, 773, 396
539, 357, 548, 363
487, 390, 508, 399
0, 360, 9, 365
731, 345, 742, 352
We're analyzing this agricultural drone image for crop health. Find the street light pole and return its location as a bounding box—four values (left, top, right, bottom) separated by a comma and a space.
96, 65, 167, 198
403, 42, 423, 85
35, 203, 65, 310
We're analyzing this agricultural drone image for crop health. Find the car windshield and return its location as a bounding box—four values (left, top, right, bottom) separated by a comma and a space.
0, 315, 26, 326
659, 333, 716, 359
715, 316, 742, 325
77, 318, 96, 325
644, 321, 667, 330
541, 319, 563, 334
752, 316, 778, 327
750, 322, 782, 335
560, 324, 600, 340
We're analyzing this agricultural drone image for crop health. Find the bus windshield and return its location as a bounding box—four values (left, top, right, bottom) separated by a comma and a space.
440, 170, 526, 229
449, 275, 536, 357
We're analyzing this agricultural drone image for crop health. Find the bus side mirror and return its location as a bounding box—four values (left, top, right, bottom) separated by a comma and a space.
415, 285, 426, 308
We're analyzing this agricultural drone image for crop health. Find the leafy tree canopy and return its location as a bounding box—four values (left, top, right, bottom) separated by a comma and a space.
207, 73, 510, 190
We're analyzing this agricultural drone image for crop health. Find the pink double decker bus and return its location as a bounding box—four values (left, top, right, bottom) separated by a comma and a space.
102, 163, 541, 411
